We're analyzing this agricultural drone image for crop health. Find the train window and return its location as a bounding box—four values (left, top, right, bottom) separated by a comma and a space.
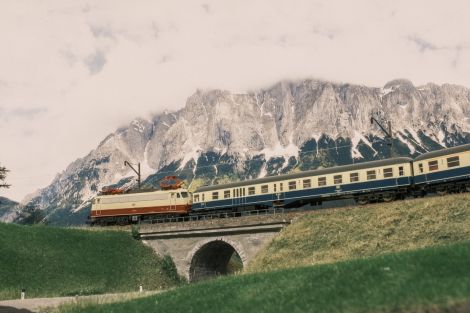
334, 175, 342, 184
399, 166, 404, 176
242, 188, 245, 197
303, 179, 311, 188
248, 187, 255, 195
261, 185, 269, 193
367, 170, 376, 180
235, 189, 239, 197
274, 184, 277, 192
212, 192, 219, 200
181, 192, 189, 198
194, 195, 199, 202
383, 168, 394, 178
318, 177, 326, 186
350, 172, 359, 182
418, 163, 424, 173
202, 194, 205, 201
280, 183, 284, 191
447, 156, 460, 168
177, 193, 181, 198
224, 190, 230, 199
428, 160, 439, 171
288, 181, 297, 190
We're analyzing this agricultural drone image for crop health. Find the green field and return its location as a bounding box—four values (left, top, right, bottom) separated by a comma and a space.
249, 194, 470, 272
0, 223, 181, 300
58, 240, 470, 313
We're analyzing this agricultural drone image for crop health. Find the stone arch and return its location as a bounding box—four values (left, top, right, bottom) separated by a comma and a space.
186, 237, 247, 282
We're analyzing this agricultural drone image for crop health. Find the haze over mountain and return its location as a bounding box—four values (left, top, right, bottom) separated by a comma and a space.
3, 78, 470, 225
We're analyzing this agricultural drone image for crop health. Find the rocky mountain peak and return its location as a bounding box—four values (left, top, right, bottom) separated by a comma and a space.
7, 78, 470, 225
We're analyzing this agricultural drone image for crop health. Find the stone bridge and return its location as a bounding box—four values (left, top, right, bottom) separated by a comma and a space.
138, 213, 297, 282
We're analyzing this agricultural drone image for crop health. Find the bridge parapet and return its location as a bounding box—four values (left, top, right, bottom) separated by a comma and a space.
138, 210, 302, 234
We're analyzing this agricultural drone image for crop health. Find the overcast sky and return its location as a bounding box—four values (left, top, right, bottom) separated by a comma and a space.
1, 0, 469, 201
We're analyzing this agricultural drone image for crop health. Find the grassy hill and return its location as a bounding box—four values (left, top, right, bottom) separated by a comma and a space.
58, 240, 470, 313
248, 193, 470, 272
0, 223, 181, 300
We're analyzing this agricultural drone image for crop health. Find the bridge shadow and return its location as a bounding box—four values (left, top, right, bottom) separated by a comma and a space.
189, 240, 243, 282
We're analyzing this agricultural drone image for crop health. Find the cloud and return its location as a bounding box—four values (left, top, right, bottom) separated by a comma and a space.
0, 0, 470, 201
10, 107, 48, 119
409, 36, 438, 53
0, 107, 48, 122
89, 24, 114, 39
84, 50, 107, 74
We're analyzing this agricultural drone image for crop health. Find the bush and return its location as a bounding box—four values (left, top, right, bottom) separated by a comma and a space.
131, 225, 140, 239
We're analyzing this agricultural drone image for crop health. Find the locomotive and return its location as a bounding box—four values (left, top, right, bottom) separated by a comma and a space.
89, 143, 470, 226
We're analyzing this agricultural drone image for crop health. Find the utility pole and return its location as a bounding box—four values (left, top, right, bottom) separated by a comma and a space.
124, 161, 141, 189
370, 111, 394, 158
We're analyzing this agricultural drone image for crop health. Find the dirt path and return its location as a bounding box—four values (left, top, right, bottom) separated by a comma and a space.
0, 291, 161, 313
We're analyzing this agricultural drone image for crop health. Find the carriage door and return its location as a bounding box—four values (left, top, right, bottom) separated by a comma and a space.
232, 188, 239, 207
170, 193, 176, 211
239, 188, 246, 207
274, 183, 285, 207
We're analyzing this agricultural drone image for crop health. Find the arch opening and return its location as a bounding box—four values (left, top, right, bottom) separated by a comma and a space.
189, 240, 243, 282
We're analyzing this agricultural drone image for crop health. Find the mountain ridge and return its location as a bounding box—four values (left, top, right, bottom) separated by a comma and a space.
6, 78, 470, 225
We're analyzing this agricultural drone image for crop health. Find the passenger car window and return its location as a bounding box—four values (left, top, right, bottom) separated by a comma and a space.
447, 156, 460, 168
366, 170, 376, 180
418, 163, 424, 173
248, 187, 255, 195
350, 173, 359, 182
194, 195, 199, 202
212, 192, 219, 200
224, 190, 230, 199
318, 177, 326, 186
333, 175, 342, 184
288, 181, 297, 190
428, 160, 438, 171
383, 168, 393, 178
261, 185, 269, 193
398, 166, 404, 176
303, 179, 311, 188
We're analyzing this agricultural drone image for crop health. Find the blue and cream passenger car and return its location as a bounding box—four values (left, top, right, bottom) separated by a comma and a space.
413, 143, 470, 193
192, 157, 414, 212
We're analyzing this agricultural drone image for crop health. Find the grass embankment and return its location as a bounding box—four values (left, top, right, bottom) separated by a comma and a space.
249, 194, 470, 272
58, 240, 470, 313
0, 223, 181, 300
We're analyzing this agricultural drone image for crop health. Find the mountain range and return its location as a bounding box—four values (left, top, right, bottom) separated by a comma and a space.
4, 78, 470, 225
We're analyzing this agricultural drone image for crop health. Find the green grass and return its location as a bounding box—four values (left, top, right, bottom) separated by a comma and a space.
0, 223, 181, 300
249, 193, 470, 272
58, 240, 470, 313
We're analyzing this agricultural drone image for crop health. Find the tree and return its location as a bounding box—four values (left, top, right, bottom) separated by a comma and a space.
0, 165, 10, 188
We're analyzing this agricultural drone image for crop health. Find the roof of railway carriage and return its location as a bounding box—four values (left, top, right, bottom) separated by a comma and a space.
414, 143, 470, 161
194, 157, 413, 193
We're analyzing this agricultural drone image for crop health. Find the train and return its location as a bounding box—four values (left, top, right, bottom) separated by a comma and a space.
89, 143, 470, 226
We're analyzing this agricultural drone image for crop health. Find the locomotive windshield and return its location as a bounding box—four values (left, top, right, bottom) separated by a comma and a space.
180, 192, 189, 198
